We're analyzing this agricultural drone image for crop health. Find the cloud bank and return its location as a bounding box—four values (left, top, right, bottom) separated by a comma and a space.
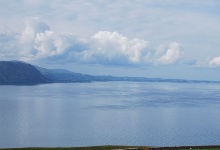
0, 17, 183, 66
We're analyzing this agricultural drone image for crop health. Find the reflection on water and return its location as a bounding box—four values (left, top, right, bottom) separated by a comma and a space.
0, 82, 220, 148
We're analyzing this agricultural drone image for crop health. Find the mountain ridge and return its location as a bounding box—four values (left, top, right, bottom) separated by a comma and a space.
1, 61, 220, 85
0, 61, 50, 85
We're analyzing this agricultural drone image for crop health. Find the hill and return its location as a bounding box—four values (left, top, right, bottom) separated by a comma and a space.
0, 61, 50, 85
36, 66, 220, 84
36, 66, 92, 82
1, 61, 220, 85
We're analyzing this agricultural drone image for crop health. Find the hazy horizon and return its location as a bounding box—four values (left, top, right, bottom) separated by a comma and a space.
1, 0, 220, 80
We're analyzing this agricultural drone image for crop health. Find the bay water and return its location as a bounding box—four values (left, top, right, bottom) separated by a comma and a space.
0, 82, 220, 148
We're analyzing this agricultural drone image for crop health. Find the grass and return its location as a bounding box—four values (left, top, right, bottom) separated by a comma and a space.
0, 146, 148, 150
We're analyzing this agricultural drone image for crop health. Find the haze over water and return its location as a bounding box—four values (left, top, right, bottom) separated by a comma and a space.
1, 82, 220, 148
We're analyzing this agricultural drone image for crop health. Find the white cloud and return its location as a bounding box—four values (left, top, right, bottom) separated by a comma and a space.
21, 17, 49, 43
1, 1, 220, 80
71, 31, 183, 66
156, 42, 182, 65
0, 18, 184, 66
34, 31, 59, 57
86, 31, 149, 65
209, 56, 220, 67
19, 17, 50, 59
17, 17, 86, 62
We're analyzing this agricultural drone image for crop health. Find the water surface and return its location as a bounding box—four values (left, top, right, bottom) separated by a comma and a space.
0, 82, 220, 147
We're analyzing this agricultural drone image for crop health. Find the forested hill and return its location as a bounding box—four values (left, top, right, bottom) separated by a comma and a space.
1, 61, 220, 85
0, 61, 50, 85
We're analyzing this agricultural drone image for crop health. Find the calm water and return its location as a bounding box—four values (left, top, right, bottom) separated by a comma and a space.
0, 82, 220, 148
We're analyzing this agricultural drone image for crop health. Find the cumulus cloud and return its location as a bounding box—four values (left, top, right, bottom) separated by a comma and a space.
82, 31, 149, 65
156, 42, 182, 65
0, 17, 183, 66
19, 17, 50, 60
21, 17, 49, 44
209, 56, 220, 67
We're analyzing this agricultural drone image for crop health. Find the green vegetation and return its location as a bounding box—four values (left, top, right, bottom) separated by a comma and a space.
178, 149, 220, 150
0, 146, 148, 150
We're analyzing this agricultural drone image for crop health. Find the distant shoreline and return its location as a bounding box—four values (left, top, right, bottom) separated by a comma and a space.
2, 61, 220, 85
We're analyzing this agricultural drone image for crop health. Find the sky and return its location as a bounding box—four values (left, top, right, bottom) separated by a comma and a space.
0, 0, 220, 80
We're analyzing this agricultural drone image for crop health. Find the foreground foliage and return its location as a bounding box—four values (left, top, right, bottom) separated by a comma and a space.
0, 146, 147, 150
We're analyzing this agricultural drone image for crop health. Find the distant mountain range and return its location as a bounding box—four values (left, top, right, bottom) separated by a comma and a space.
0, 61, 220, 85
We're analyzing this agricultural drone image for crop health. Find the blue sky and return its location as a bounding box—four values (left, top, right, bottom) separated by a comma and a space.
1, 0, 220, 80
